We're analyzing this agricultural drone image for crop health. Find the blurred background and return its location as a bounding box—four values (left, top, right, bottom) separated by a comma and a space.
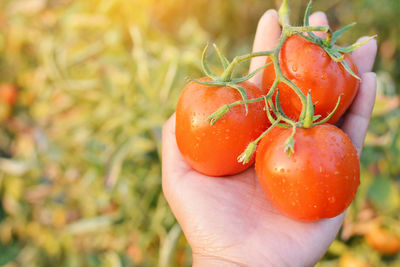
0, 0, 399, 266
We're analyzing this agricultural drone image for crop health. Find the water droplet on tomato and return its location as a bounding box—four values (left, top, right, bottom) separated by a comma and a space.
328, 196, 336, 204
321, 73, 328, 80
313, 205, 317, 209
292, 65, 298, 72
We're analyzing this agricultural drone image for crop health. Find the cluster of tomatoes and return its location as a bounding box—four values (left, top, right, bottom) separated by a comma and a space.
175, 6, 364, 221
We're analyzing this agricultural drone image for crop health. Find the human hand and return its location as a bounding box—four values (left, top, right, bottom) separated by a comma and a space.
162, 10, 377, 267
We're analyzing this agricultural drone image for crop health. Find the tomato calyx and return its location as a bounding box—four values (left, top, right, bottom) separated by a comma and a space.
238, 91, 342, 162
298, 0, 376, 80
280, 92, 342, 156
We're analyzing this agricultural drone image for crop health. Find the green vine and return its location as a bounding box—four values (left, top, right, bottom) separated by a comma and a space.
190, 0, 375, 161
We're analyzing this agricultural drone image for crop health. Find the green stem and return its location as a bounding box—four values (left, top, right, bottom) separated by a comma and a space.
264, 97, 290, 128
287, 25, 329, 35
207, 96, 266, 125
302, 92, 314, 128
281, 117, 297, 156
237, 118, 281, 164
272, 49, 307, 118
313, 95, 342, 125
324, 28, 333, 45
278, 0, 290, 26
256, 118, 281, 143
281, 117, 297, 127
220, 50, 274, 82
265, 78, 280, 99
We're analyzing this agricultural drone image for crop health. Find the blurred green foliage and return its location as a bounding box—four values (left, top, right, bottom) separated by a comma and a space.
0, 0, 399, 266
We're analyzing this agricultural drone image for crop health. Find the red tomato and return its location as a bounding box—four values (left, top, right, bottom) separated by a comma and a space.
0, 83, 18, 106
176, 78, 269, 176
262, 35, 359, 124
255, 124, 360, 221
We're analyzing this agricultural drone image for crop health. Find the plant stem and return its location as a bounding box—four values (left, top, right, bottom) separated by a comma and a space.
287, 25, 329, 34
220, 50, 274, 82
278, 0, 290, 26
268, 33, 307, 117
255, 118, 281, 143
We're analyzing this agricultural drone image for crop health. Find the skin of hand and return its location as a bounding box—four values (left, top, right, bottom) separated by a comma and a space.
162, 10, 377, 267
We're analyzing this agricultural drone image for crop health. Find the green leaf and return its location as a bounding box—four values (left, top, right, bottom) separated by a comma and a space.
298, 33, 317, 44
302, 91, 314, 128
340, 60, 361, 80
334, 35, 377, 53
303, 0, 319, 40
303, 0, 313, 27
325, 48, 344, 62
212, 43, 230, 69
190, 79, 226, 86
274, 90, 289, 119
227, 83, 249, 114
201, 43, 219, 80
314, 95, 341, 125
330, 22, 357, 44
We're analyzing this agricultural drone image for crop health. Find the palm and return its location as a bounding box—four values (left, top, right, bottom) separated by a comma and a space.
164, 151, 344, 266
162, 10, 377, 266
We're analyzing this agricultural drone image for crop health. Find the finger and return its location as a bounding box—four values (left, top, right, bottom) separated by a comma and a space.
309, 11, 329, 38
249, 9, 281, 87
341, 72, 377, 156
351, 36, 378, 75
161, 113, 191, 196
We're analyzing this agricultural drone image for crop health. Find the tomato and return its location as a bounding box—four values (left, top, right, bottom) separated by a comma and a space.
255, 124, 360, 221
261, 35, 359, 124
365, 226, 400, 255
0, 83, 18, 106
176, 78, 269, 176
